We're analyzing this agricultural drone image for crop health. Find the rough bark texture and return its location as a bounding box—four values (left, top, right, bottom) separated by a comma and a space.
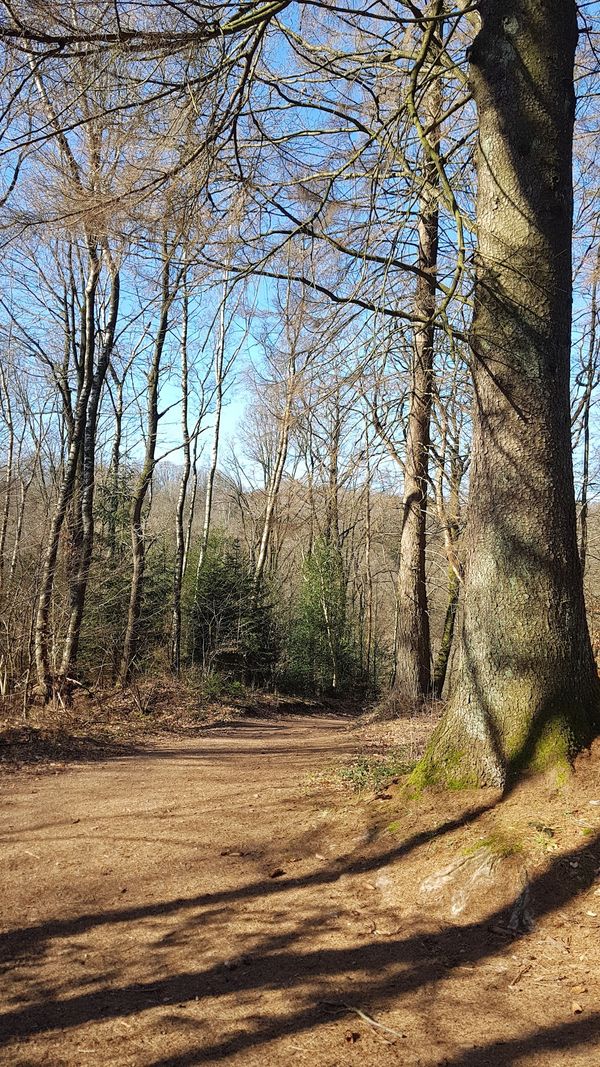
421, 0, 599, 787
432, 567, 460, 700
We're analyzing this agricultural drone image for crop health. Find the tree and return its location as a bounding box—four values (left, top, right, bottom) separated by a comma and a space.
394, 3, 443, 703
421, 0, 599, 788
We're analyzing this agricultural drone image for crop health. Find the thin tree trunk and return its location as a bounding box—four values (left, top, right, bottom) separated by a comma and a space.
184, 433, 200, 577
0, 363, 14, 589
61, 262, 120, 682
423, 0, 599, 787
253, 371, 294, 592
171, 280, 191, 674
119, 247, 175, 685
34, 254, 100, 699
432, 567, 460, 699
579, 257, 599, 574
363, 422, 374, 689
394, 26, 441, 704
324, 397, 341, 549
106, 367, 125, 562
196, 272, 227, 578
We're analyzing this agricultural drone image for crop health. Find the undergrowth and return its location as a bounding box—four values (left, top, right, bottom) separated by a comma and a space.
338, 749, 415, 792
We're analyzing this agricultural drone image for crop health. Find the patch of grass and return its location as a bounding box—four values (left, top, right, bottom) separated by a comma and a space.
463, 829, 523, 860
338, 749, 414, 793
386, 819, 403, 834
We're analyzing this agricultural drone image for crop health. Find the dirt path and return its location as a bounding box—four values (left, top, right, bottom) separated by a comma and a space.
1, 715, 599, 1066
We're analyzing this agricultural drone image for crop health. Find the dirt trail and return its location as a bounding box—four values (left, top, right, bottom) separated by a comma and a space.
1, 714, 599, 1066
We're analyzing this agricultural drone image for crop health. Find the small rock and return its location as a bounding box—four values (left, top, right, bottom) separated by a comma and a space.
269, 868, 285, 879
572, 1001, 584, 1014
375, 872, 392, 890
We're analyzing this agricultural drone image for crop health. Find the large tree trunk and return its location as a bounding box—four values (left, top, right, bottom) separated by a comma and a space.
421, 0, 599, 788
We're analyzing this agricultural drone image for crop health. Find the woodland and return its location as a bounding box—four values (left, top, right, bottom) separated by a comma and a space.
0, 0, 599, 785
3, 5, 600, 1066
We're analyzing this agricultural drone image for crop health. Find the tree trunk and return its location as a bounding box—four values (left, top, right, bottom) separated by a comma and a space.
0, 362, 14, 590
196, 271, 227, 578
421, 0, 599, 788
34, 254, 100, 699
253, 364, 294, 593
171, 281, 191, 675
578, 250, 599, 574
432, 567, 460, 700
61, 262, 120, 683
394, 67, 440, 703
120, 247, 175, 685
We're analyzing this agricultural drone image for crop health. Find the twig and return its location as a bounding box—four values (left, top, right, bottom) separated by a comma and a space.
322, 1001, 407, 1041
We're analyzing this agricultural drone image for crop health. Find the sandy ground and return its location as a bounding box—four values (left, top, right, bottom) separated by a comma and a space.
1, 713, 600, 1066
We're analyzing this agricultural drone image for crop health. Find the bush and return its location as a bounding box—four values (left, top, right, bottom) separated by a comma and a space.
280, 538, 360, 695
185, 532, 278, 684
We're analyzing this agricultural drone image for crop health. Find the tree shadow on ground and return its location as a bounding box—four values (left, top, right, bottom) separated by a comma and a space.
1, 816, 599, 1064
0, 797, 495, 967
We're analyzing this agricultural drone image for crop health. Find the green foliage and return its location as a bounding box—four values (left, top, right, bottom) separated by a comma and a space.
77, 535, 172, 683
186, 532, 278, 684
95, 468, 134, 557
200, 671, 248, 701
339, 749, 413, 793
280, 538, 360, 694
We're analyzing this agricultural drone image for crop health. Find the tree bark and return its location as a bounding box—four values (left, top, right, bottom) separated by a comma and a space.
253, 361, 295, 593
0, 363, 14, 590
578, 248, 599, 574
196, 270, 228, 578
60, 261, 120, 683
394, 63, 440, 703
421, 0, 599, 788
34, 253, 100, 699
171, 280, 191, 675
120, 245, 176, 685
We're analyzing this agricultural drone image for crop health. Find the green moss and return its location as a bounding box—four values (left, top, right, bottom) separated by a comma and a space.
462, 830, 523, 859
409, 744, 479, 793
506, 714, 573, 781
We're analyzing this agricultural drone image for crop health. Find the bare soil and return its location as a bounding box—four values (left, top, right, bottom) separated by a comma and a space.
1, 710, 600, 1066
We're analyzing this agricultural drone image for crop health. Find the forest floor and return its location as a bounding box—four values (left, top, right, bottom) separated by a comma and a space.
1, 698, 600, 1066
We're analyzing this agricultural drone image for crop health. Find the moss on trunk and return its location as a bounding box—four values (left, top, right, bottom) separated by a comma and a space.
418, 0, 600, 789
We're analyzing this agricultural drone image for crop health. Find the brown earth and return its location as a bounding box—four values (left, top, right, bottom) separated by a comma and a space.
1, 711, 600, 1066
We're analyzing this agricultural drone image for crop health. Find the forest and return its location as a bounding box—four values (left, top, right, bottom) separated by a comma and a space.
1, 3, 600, 1064
0, 0, 598, 785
